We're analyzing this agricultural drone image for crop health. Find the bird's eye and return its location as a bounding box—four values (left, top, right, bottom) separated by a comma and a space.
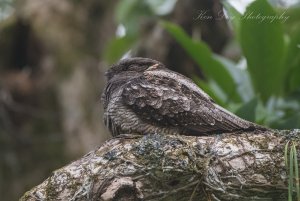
128, 64, 138, 70
127, 64, 146, 71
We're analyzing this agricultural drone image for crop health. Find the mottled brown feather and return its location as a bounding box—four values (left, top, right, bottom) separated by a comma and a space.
102, 57, 266, 136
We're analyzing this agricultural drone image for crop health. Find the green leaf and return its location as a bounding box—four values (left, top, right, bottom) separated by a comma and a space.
280, 7, 300, 28
103, 36, 136, 64
192, 76, 226, 106
285, 141, 289, 167
240, 0, 285, 101
292, 143, 300, 201
214, 55, 255, 102
289, 145, 294, 201
222, 1, 242, 41
235, 97, 258, 122
161, 21, 241, 102
285, 26, 300, 93
116, 0, 152, 35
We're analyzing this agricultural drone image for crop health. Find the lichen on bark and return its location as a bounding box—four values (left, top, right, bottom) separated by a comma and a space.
20, 130, 300, 201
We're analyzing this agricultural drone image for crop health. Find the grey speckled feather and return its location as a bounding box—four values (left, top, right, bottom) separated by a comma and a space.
102, 57, 266, 136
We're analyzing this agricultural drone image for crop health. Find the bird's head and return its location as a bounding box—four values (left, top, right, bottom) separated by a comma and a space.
105, 57, 164, 81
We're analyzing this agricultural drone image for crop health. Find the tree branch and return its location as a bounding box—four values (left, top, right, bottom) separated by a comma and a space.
20, 130, 298, 200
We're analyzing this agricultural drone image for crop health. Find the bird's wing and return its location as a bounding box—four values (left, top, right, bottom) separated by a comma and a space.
121, 70, 254, 135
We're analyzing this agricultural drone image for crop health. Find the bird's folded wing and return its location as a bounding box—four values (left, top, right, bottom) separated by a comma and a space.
121, 75, 252, 135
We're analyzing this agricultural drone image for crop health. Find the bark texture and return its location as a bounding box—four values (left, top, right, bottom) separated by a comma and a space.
20, 129, 298, 201
1, 1, 231, 200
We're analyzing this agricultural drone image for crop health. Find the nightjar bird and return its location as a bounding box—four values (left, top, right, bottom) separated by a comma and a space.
102, 57, 266, 137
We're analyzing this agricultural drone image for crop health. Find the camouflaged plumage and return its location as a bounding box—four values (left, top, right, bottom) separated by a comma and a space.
102, 57, 265, 136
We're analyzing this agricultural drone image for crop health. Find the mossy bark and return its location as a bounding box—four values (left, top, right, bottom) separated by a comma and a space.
20, 130, 299, 201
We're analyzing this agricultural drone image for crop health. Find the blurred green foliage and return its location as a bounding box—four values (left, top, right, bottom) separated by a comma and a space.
104, 0, 177, 64
162, 0, 300, 128
104, 0, 300, 129
240, 0, 285, 101
285, 142, 300, 201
